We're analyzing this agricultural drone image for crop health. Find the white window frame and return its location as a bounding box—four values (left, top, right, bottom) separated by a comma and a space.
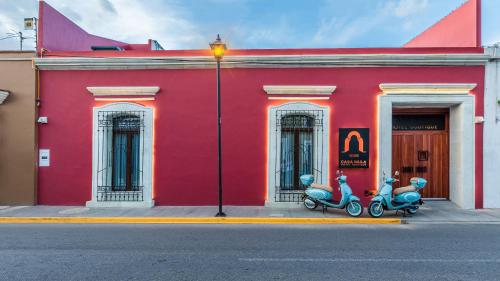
86, 102, 154, 208
267, 102, 330, 206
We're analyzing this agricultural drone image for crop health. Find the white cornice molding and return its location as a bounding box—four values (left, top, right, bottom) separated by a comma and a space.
86, 86, 160, 96
34, 53, 489, 70
263, 85, 336, 95
0, 90, 10, 104
379, 83, 477, 95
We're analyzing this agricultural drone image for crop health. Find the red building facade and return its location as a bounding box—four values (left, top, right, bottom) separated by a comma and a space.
35, 1, 486, 209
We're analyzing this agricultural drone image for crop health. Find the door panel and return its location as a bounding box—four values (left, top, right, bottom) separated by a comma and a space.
392, 113, 449, 199
392, 134, 415, 191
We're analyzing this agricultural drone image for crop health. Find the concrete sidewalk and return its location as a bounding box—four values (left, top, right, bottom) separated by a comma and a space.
0, 201, 499, 224
400, 201, 500, 224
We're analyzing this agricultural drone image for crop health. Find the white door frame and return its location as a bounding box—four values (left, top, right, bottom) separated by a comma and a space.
378, 84, 477, 209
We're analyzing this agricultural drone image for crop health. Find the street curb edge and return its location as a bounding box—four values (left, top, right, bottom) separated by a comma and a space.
0, 217, 402, 224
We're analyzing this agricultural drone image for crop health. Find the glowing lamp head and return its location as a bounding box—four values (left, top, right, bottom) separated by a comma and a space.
209, 34, 227, 60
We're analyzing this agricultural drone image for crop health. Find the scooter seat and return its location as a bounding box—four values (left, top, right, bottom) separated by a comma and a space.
310, 183, 333, 193
305, 188, 333, 201
394, 185, 417, 195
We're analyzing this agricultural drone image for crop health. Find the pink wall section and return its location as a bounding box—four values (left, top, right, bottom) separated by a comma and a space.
38, 1, 128, 52
37, 66, 485, 207
405, 0, 481, 48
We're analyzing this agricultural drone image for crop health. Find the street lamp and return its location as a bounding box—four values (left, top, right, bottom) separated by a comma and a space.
210, 34, 227, 217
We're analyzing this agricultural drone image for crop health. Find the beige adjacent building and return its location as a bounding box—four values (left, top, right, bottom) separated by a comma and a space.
0, 51, 37, 205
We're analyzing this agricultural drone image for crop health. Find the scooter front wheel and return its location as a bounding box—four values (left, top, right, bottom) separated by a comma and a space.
368, 201, 384, 218
346, 201, 363, 217
304, 197, 318, 210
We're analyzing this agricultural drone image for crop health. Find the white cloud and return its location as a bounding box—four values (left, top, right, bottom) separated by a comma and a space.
240, 16, 291, 46
0, 13, 17, 32
46, 0, 205, 49
0, 0, 206, 50
313, 4, 389, 46
387, 0, 429, 31
0, 0, 37, 50
391, 0, 429, 18
488, 37, 500, 46
313, 16, 374, 46
313, 0, 430, 46
99, 0, 117, 14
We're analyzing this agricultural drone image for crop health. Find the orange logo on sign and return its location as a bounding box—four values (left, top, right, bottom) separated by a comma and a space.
342, 131, 366, 153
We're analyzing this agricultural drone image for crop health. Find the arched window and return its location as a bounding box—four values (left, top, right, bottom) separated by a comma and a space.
89, 102, 153, 207
279, 115, 314, 190
268, 102, 329, 204
95, 110, 146, 202
111, 115, 142, 192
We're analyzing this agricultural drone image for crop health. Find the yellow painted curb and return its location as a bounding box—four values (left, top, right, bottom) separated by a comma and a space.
0, 217, 401, 224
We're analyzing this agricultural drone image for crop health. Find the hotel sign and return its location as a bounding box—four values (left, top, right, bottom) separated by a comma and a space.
392, 114, 445, 131
339, 128, 369, 168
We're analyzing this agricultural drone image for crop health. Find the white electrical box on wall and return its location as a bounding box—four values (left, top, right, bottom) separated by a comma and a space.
37, 117, 48, 124
39, 149, 50, 167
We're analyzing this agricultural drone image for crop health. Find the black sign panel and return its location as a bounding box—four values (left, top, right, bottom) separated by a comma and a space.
392, 114, 445, 131
339, 128, 369, 168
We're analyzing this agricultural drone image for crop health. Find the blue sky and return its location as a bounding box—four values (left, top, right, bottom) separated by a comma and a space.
0, 0, 498, 50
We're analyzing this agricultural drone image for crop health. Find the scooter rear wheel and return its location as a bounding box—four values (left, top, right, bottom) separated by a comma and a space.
346, 201, 363, 217
368, 201, 384, 218
407, 207, 418, 215
304, 197, 318, 210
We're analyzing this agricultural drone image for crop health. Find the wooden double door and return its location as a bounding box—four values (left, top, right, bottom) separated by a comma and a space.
392, 110, 449, 199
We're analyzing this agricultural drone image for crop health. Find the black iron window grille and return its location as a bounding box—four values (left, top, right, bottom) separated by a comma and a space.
274, 110, 325, 202
97, 111, 145, 202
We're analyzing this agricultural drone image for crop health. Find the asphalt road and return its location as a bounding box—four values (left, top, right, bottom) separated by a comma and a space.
0, 223, 499, 281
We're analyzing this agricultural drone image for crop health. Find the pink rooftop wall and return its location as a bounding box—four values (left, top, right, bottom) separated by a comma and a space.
405, 0, 481, 48
37, 1, 129, 52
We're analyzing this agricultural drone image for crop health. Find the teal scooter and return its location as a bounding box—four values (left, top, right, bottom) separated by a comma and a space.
300, 171, 363, 217
368, 171, 427, 217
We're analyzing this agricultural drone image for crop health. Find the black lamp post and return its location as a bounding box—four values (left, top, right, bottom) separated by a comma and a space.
210, 34, 227, 217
